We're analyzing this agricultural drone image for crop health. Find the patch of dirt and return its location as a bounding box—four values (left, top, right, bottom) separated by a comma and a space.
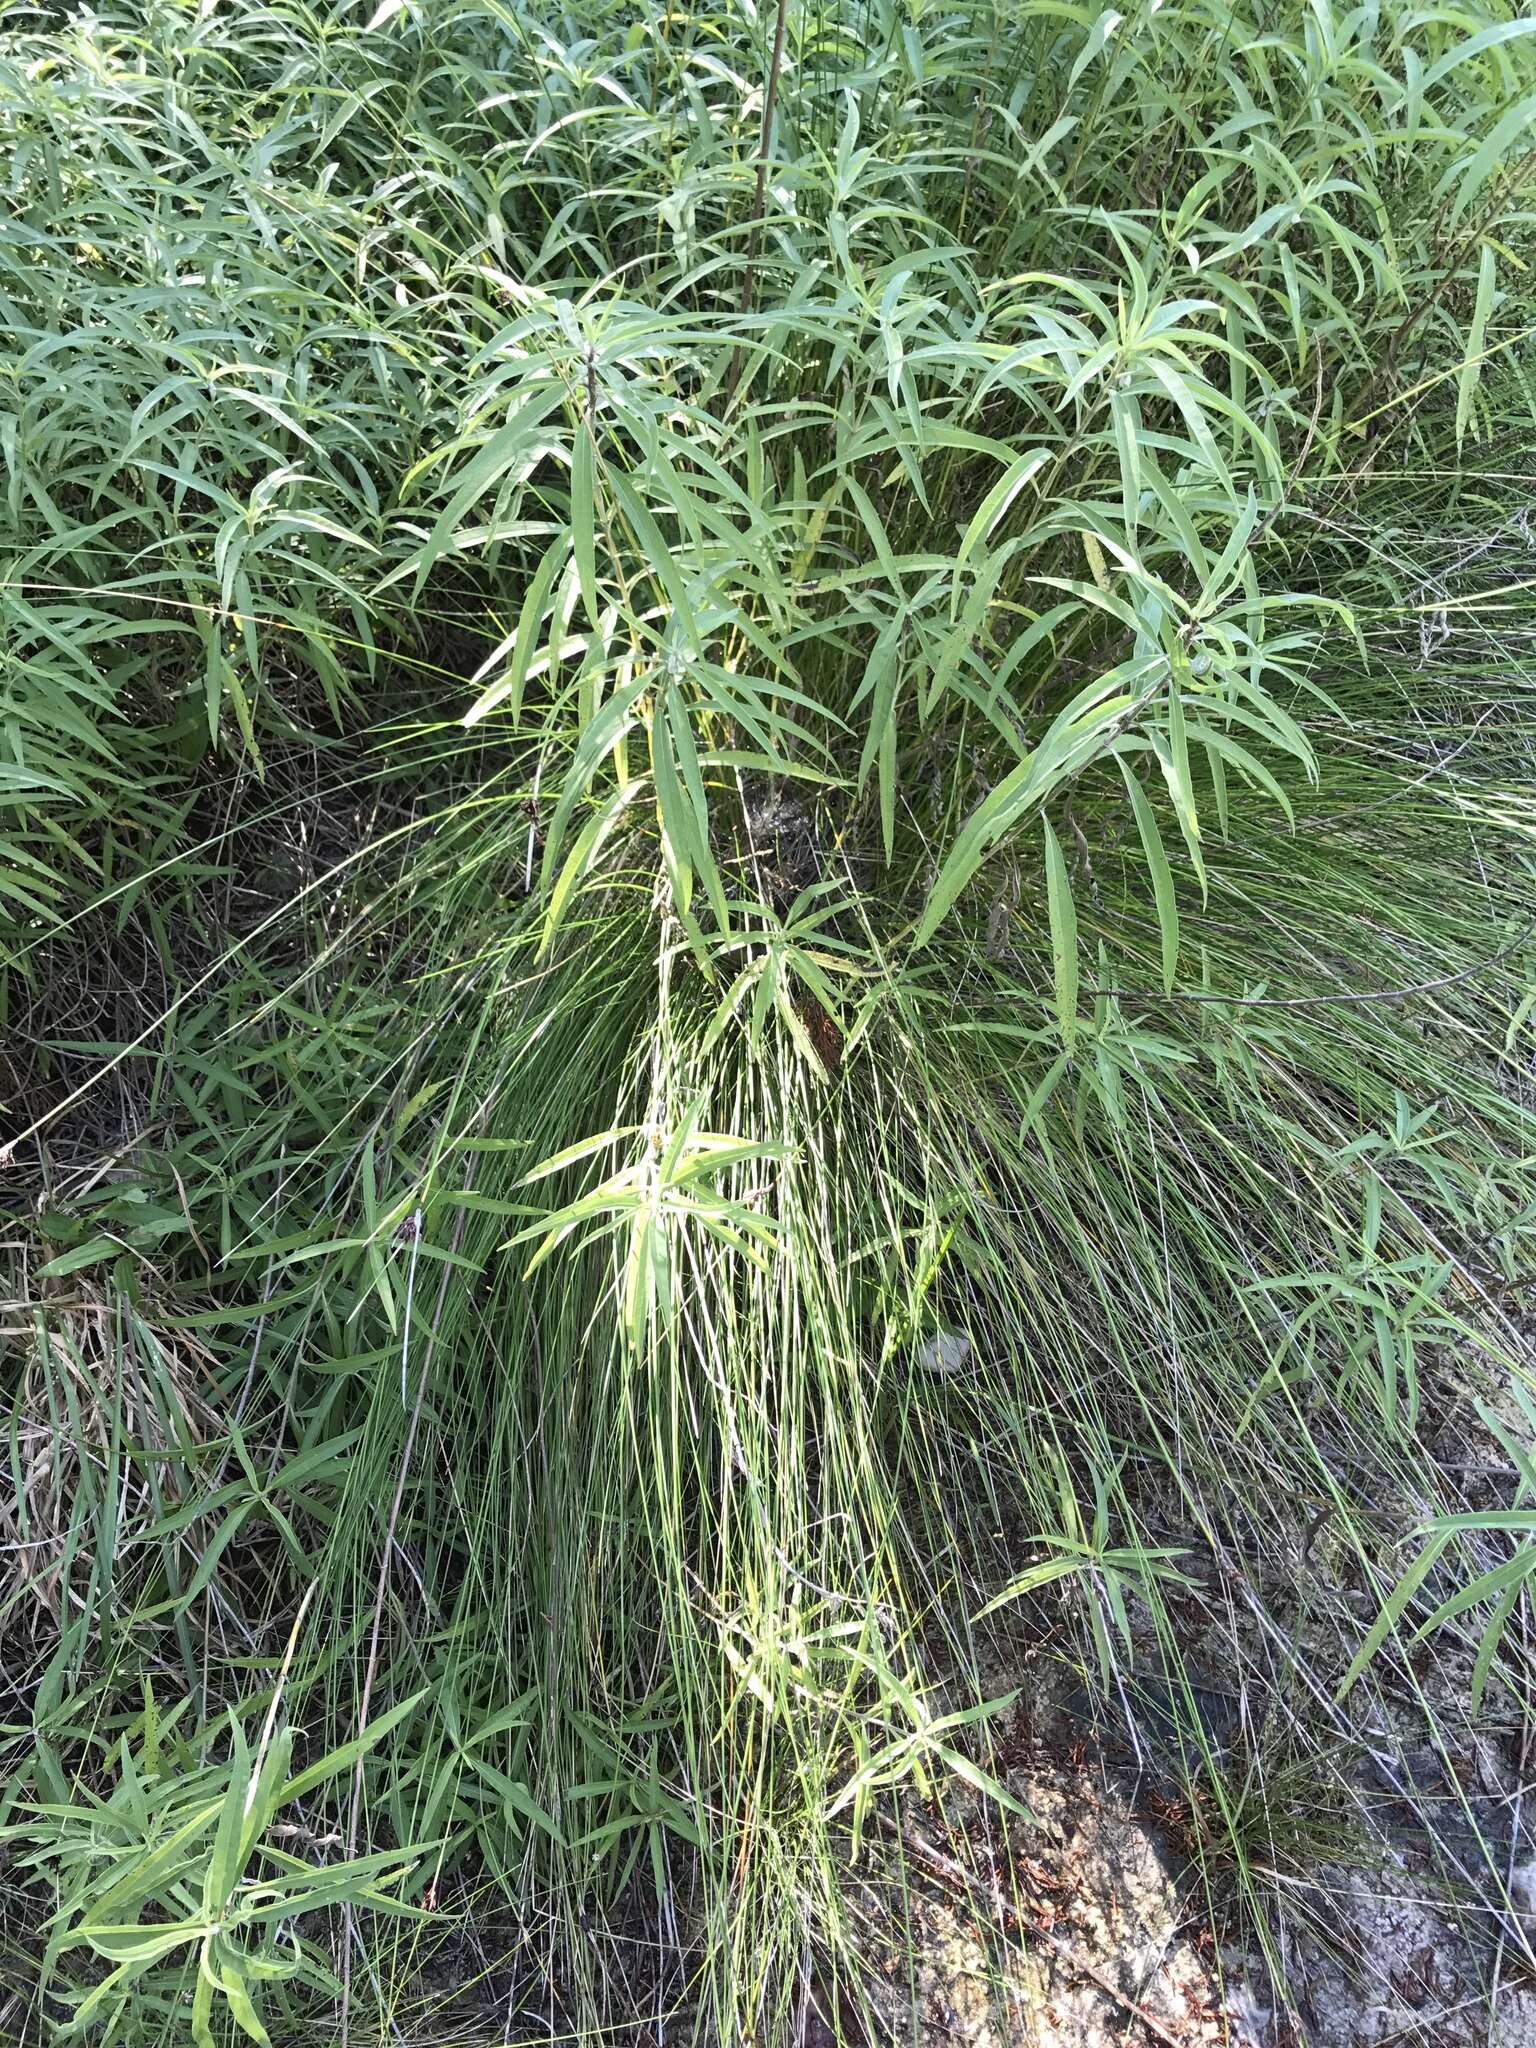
856, 1760, 1259, 2047
849, 1650, 1536, 2048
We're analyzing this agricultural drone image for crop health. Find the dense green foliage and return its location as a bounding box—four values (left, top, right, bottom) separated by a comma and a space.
3, 0, 1536, 2040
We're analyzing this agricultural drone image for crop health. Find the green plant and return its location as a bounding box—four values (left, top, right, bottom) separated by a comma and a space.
3, 0, 1536, 2038
1342, 1371, 1536, 1710
9, 1670, 428, 2043
980, 1451, 1195, 1686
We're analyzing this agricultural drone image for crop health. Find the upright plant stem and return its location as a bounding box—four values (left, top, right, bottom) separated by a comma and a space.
728, 0, 791, 399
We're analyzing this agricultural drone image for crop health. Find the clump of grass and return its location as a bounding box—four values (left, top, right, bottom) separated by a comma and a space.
3, 0, 1536, 2040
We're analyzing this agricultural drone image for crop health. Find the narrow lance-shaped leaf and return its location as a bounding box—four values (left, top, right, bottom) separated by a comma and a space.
464, 532, 571, 728
1155, 681, 1206, 898
1042, 817, 1079, 1050
1455, 243, 1496, 451
1119, 759, 1179, 992
955, 448, 1049, 573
